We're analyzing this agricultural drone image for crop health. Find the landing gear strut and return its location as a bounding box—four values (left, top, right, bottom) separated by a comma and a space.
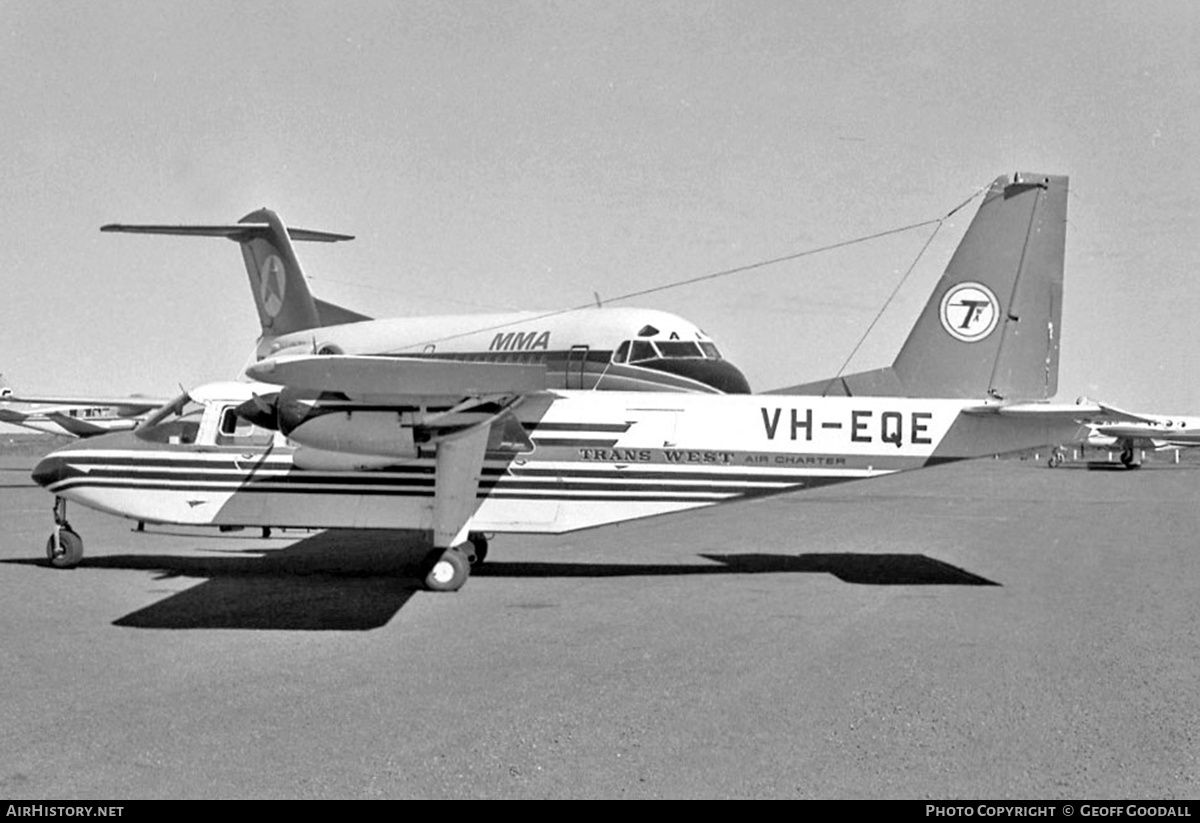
465, 531, 490, 567
45, 496, 84, 569
1120, 446, 1142, 469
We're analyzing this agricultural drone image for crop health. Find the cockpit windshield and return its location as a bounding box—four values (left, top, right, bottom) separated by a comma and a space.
612, 339, 724, 364
136, 391, 203, 444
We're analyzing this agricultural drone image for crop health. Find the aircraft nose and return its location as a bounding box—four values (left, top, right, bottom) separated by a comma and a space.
31, 454, 74, 489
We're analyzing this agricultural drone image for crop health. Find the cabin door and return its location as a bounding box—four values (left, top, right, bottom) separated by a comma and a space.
566, 345, 589, 390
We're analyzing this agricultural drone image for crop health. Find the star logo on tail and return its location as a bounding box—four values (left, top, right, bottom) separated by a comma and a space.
259, 255, 287, 318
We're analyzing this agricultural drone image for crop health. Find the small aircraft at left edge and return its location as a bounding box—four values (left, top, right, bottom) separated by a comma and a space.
0, 375, 166, 437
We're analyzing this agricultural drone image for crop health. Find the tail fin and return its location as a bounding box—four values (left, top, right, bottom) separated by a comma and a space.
778, 172, 1068, 400
101, 210, 367, 337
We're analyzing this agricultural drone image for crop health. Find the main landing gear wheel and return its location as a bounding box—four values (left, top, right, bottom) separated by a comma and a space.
1047, 449, 1065, 469
466, 532, 489, 567
422, 548, 470, 592
46, 529, 84, 569
1120, 448, 1141, 469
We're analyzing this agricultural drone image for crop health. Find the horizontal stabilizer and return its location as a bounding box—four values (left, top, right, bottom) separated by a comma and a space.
100, 223, 354, 243
247, 355, 547, 398
961, 401, 1149, 424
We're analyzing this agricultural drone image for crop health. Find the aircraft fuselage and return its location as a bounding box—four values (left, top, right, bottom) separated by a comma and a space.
33, 388, 1085, 535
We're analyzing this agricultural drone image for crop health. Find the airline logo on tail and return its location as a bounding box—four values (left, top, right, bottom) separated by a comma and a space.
940, 282, 999, 342
259, 255, 287, 318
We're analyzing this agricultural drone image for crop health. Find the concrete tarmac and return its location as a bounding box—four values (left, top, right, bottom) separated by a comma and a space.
1, 455, 1197, 799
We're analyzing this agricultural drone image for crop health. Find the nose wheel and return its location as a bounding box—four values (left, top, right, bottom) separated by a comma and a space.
46, 496, 84, 568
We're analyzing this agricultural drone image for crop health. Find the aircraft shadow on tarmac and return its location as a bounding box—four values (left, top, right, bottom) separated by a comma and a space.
3, 530, 998, 631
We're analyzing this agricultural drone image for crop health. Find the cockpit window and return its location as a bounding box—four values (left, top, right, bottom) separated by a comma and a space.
628, 341, 657, 363
699, 342, 722, 360
136, 392, 203, 444
655, 341, 704, 358
613, 340, 631, 364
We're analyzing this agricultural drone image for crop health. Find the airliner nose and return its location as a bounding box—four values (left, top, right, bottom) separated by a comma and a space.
705, 360, 752, 394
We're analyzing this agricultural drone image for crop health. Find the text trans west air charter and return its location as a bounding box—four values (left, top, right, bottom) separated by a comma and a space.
34, 172, 1099, 592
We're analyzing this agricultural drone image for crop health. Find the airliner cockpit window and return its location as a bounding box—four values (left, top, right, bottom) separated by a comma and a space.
655, 341, 704, 359
628, 341, 657, 363
136, 392, 202, 445
699, 342, 722, 360
613, 340, 631, 364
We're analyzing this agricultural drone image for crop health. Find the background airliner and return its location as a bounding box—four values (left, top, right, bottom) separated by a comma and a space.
100, 210, 751, 395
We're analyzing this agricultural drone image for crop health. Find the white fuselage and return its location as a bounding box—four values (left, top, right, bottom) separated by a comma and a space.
34, 388, 1084, 536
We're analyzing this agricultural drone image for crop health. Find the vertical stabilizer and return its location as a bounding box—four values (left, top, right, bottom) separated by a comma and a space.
775, 172, 1068, 400
236, 208, 324, 336
892, 172, 1067, 399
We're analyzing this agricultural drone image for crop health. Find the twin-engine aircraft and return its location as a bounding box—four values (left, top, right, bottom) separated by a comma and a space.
100, 211, 751, 395
35, 172, 1101, 593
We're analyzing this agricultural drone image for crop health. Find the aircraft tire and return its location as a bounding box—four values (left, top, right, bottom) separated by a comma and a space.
423, 548, 470, 593
46, 529, 84, 569
467, 532, 489, 566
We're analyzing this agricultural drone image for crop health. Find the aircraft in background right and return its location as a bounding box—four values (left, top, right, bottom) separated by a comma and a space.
1074, 405, 1200, 468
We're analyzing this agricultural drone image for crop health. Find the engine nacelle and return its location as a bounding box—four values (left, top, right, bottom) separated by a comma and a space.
291, 445, 416, 472
286, 410, 419, 458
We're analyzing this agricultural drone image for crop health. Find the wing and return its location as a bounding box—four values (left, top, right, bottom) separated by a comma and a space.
246, 354, 546, 399
43, 412, 140, 437
2, 395, 165, 416
246, 354, 550, 551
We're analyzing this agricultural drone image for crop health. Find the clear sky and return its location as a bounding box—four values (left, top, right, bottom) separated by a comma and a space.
3, 1, 1197, 414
